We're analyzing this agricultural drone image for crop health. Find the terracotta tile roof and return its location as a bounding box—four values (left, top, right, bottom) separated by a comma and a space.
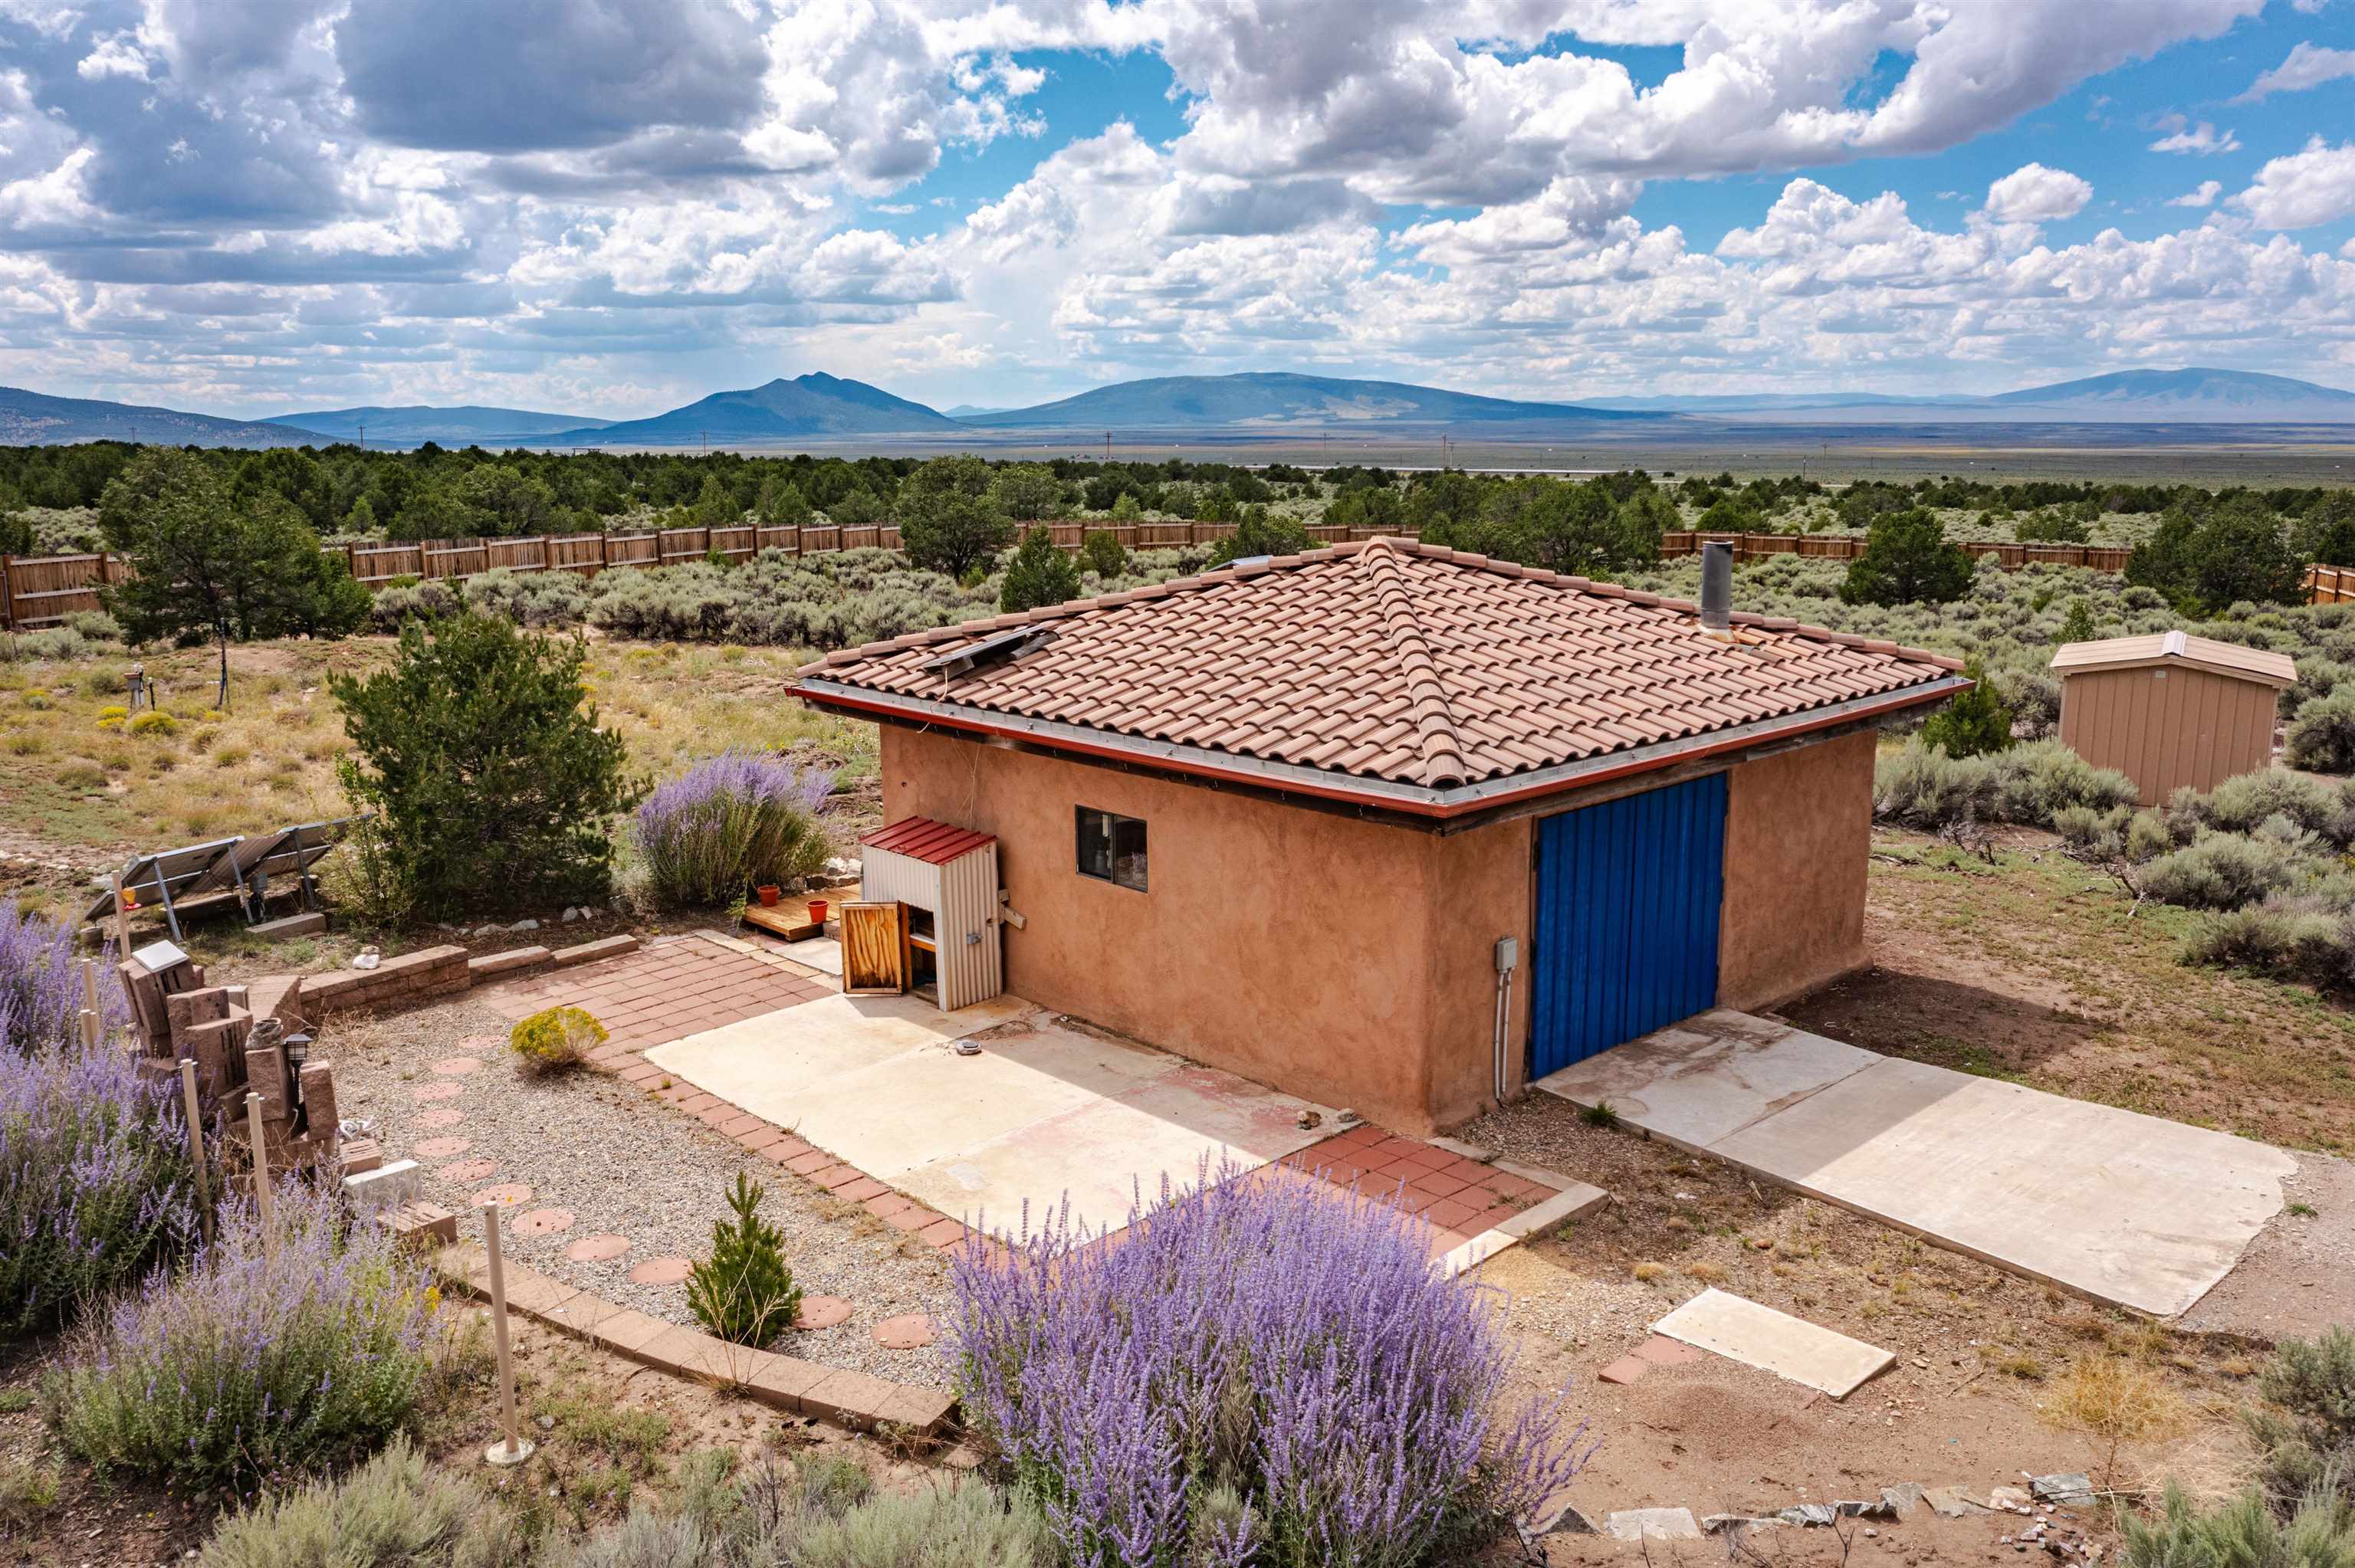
797, 538, 1963, 794
2051, 630, 2295, 687
860, 816, 997, 865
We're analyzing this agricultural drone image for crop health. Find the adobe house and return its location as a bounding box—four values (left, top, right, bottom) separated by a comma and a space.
795, 539, 1966, 1134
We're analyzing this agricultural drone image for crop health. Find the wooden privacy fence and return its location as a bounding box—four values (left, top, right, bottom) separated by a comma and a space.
2305, 564, 2355, 605
2, 522, 2140, 631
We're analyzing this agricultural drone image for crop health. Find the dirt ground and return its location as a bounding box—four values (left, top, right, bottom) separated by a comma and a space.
1782, 828, 2355, 1154
1455, 1094, 2258, 1562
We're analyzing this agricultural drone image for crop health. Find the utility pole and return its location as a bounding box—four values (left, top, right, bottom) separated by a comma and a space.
1105, 431, 1112, 464
357, 420, 364, 450
701, 429, 708, 457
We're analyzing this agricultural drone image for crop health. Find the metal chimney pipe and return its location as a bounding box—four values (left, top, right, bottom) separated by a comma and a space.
1700, 541, 1733, 635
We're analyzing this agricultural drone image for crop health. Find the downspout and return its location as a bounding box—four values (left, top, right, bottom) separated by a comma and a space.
1492, 936, 1519, 1104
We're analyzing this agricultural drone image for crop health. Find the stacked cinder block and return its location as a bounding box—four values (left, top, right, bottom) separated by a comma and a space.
303, 944, 469, 1017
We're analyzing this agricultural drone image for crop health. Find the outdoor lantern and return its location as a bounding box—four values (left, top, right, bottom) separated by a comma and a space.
283, 1031, 313, 1071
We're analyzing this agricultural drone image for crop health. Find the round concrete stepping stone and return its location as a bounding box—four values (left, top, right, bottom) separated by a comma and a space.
417, 1108, 465, 1129
439, 1158, 498, 1183
514, 1208, 574, 1238
430, 1056, 481, 1077
475, 1183, 534, 1208
792, 1295, 853, 1330
627, 1256, 691, 1285
413, 1137, 471, 1159
872, 1313, 933, 1350
411, 1081, 462, 1103
565, 1234, 631, 1262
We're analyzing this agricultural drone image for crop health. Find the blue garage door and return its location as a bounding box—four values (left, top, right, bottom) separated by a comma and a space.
1529, 773, 1727, 1079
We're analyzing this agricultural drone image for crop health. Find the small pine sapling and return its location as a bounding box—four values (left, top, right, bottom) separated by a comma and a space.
685, 1173, 801, 1347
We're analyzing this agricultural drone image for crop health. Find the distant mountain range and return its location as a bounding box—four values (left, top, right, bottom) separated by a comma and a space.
547, 373, 961, 446
0, 385, 326, 448
264, 405, 615, 443
954, 371, 1654, 430
1584, 369, 2355, 424
3, 366, 2352, 451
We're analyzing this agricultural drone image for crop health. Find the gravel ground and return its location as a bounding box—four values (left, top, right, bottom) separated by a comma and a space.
320, 996, 954, 1389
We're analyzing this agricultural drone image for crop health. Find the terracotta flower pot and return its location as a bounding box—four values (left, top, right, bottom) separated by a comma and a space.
807, 899, 829, 925
757, 885, 781, 907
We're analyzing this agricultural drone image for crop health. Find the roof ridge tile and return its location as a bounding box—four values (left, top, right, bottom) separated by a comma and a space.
1357, 544, 1470, 788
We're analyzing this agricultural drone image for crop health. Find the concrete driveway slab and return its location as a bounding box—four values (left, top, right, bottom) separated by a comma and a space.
1532, 1021, 1877, 1150
1538, 1015, 2294, 1317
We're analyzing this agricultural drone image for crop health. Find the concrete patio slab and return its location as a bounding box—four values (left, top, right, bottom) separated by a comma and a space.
1654, 1287, 1894, 1398
649, 999, 1338, 1236
1536, 1014, 2294, 1317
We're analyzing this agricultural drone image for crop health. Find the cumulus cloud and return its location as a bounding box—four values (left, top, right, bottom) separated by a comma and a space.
2238, 41, 2355, 101
1, 0, 2350, 414
2146, 118, 2241, 155
2232, 138, 2355, 230
1982, 163, 2093, 223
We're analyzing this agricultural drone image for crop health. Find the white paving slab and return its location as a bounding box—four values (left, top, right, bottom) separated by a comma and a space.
1537, 1014, 2294, 1317
1654, 1287, 1895, 1398
649, 999, 1335, 1237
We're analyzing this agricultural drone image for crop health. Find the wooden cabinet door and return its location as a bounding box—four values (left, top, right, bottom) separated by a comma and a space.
841, 901, 908, 995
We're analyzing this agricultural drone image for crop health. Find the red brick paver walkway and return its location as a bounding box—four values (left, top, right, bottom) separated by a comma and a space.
478, 934, 832, 1057
1282, 1125, 1573, 1261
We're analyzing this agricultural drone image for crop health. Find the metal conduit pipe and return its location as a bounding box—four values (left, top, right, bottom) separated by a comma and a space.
1493, 936, 1519, 1104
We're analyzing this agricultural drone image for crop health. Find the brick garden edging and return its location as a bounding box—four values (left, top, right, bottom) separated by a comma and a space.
434, 1243, 956, 1437
306, 934, 639, 1018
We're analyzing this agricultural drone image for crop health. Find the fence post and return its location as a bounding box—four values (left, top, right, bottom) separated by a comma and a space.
181, 1059, 212, 1242
246, 1091, 276, 1261
0, 554, 11, 631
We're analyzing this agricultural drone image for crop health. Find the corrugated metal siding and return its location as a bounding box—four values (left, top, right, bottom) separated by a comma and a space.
1529, 772, 1727, 1078
2059, 666, 2279, 804
856, 838, 1003, 1012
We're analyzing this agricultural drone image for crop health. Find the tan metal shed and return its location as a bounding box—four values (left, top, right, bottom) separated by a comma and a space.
854, 817, 1004, 1010
2051, 631, 2297, 803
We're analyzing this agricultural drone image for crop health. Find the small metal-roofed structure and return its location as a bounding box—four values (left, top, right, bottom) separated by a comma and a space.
850, 817, 1003, 1010
2052, 630, 2298, 803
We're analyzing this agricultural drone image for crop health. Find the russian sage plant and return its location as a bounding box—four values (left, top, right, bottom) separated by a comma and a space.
0, 1039, 195, 1337
45, 1181, 438, 1488
631, 750, 834, 908
1, 898, 126, 1055
948, 1163, 1592, 1568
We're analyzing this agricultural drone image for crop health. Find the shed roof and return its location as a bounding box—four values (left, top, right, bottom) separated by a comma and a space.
859, 816, 997, 865
2050, 631, 2295, 687
797, 538, 1967, 815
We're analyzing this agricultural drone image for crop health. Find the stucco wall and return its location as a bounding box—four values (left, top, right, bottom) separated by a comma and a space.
1712, 730, 1876, 1012
879, 725, 1473, 1132
875, 723, 1871, 1132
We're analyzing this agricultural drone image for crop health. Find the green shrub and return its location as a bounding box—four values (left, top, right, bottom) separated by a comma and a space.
997, 526, 1081, 615
198, 1437, 486, 1568
2120, 1481, 2355, 1568
685, 1174, 800, 1348
1839, 508, 1975, 607
1872, 739, 2138, 832
1208, 510, 1317, 566
2291, 691, 2355, 774
461, 566, 593, 629
510, 1005, 605, 1076
47, 1183, 436, 1488
898, 457, 1013, 579
0, 1453, 58, 1531
787, 1481, 1052, 1568
126, 710, 176, 737
314, 815, 421, 932
630, 752, 831, 909
2127, 492, 2305, 613
330, 612, 645, 917
1918, 656, 2015, 758
2198, 772, 2353, 843
2246, 1327, 2355, 1508
1079, 529, 1127, 577
2142, 832, 2311, 911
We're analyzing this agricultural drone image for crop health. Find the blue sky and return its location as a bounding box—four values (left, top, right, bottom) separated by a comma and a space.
0, 0, 2350, 418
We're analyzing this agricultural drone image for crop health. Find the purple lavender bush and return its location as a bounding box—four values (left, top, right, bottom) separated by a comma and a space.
45, 1180, 438, 1488
948, 1164, 1592, 1568
631, 750, 834, 908
1, 1038, 195, 1339
0, 898, 127, 1055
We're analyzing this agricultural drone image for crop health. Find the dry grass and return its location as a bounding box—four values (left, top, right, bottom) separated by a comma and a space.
2044, 1353, 2193, 1488
0, 633, 872, 913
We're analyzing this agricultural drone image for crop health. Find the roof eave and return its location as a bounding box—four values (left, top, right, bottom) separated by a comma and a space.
795, 674, 1972, 819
